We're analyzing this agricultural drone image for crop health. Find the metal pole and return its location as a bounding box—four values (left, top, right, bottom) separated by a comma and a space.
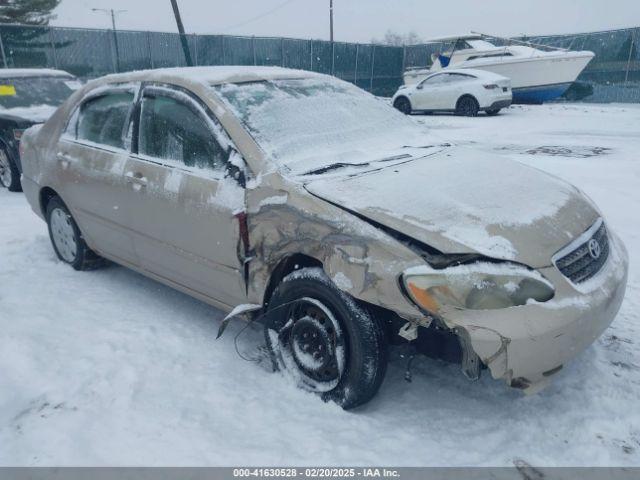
625, 28, 636, 84
110, 10, 121, 72
281, 37, 285, 67
329, 0, 334, 43
170, 0, 194, 66
370, 45, 375, 93
48, 28, 59, 69
0, 30, 6, 68
222, 36, 226, 65
354, 43, 358, 84
146, 31, 154, 68
252, 36, 257, 65
310, 39, 313, 70
193, 34, 199, 66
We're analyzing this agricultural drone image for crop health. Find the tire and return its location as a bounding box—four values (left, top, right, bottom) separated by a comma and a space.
264, 267, 388, 409
393, 97, 412, 115
485, 108, 501, 116
455, 95, 480, 117
46, 196, 105, 271
0, 147, 21, 192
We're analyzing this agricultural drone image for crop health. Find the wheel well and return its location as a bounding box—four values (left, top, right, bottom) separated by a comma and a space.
456, 94, 478, 108
39, 187, 59, 217
394, 95, 410, 106
263, 254, 323, 308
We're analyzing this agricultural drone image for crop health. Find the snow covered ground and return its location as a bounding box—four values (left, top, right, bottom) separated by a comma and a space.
1, 103, 639, 466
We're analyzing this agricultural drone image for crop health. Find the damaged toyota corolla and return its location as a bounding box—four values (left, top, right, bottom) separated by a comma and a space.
19, 66, 628, 409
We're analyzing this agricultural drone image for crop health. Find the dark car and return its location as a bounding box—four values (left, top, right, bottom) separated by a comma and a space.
0, 69, 80, 191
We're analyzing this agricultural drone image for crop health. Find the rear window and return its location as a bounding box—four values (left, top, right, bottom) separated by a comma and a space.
0, 75, 78, 109
76, 93, 133, 149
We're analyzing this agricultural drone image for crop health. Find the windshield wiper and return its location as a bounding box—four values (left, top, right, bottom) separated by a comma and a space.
303, 161, 370, 176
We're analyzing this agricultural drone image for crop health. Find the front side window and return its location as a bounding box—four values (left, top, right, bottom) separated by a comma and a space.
138, 92, 227, 171
76, 92, 134, 149
423, 74, 447, 85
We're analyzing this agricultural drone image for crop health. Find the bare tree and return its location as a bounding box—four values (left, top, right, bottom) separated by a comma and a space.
372, 30, 423, 46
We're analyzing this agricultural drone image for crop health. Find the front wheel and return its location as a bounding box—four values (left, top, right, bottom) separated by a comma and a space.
0, 147, 21, 192
485, 108, 501, 116
455, 96, 479, 117
46, 196, 105, 271
264, 268, 388, 409
393, 97, 412, 115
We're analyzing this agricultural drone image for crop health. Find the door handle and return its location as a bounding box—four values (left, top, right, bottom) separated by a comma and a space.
125, 171, 148, 189
56, 152, 74, 169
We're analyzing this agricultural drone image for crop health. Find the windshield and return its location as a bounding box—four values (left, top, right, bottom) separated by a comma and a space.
214, 78, 428, 175
0, 75, 78, 110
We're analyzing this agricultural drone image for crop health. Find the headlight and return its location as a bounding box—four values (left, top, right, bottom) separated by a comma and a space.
402, 262, 554, 312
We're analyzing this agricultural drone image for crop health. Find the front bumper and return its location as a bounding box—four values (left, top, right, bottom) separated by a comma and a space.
439, 232, 629, 391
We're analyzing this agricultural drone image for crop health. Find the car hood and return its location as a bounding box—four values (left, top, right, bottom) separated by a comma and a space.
0, 104, 58, 124
304, 147, 599, 268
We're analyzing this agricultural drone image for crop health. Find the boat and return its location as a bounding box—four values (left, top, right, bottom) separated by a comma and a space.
403, 33, 595, 104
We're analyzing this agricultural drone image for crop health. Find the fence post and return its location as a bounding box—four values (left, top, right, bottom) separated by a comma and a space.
222, 36, 226, 65
146, 31, 154, 68
252, 36, 256, 65
48, 28, 58, 69
401, 44, 406, 73
281, 37, 285, 67
0, 29, 7, 68
331, 41, 335, 75
370, 45, 375, 93
625, 28, 636, 84
194, 34, 199, 66
354, 43, 358, 84
310, 39, 313, 71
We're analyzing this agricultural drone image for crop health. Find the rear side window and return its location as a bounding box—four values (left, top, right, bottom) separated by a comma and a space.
77, 93, 133, 149
138, 92, 227, 171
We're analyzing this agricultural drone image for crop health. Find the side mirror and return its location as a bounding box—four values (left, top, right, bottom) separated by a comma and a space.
416, 84, 424, 90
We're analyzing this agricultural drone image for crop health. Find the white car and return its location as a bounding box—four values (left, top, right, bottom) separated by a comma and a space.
392, 68, 512, 116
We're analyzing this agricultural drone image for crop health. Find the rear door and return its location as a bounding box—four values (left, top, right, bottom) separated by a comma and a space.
121, 84, 248, 308
56, 85, 139, 265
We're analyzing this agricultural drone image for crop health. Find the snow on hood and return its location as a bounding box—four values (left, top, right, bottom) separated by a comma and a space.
304, 147, 600, 268
0, 104, 58, 123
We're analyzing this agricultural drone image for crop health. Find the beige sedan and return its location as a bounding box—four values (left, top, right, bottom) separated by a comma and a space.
20, 67, 628, 408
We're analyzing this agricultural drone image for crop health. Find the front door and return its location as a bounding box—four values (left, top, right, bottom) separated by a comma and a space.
122, 84, 247, 308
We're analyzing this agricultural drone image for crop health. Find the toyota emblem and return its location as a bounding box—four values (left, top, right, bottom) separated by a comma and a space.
588, 239, 601, 260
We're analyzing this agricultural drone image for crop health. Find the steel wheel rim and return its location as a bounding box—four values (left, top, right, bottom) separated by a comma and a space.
274, 297, 346, 392
50, 208, 78, 263
0, 150, 11, 187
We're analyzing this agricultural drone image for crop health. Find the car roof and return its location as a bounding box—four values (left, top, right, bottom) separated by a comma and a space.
0, 68, 75, 78
98, 66, 324, 87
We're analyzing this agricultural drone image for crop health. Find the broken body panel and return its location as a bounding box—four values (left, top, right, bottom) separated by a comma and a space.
19, 66, 628, 392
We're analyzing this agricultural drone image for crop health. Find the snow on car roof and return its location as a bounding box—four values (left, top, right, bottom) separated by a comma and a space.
100, 66, 323, 86
0, 68, 75, 78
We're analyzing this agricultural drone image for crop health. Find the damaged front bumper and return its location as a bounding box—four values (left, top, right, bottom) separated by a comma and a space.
436, 232, 629, 392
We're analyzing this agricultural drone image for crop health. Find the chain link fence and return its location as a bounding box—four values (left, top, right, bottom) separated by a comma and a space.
0, 23, 638, 102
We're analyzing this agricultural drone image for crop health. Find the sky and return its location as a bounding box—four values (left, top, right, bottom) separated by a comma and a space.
51, 0, 640, 43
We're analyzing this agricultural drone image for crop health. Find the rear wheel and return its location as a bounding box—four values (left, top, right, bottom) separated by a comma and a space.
455, 96, 479, 117
0, 147, 21, 192
485, 108, 501, 116
393, 97, 412, 115
264, 267, 388, 409
46, 196, 105, 271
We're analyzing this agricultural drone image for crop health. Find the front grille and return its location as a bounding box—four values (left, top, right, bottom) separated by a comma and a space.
555, 220, 609, 284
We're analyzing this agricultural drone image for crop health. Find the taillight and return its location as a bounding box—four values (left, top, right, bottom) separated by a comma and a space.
483, 84, 499, 90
